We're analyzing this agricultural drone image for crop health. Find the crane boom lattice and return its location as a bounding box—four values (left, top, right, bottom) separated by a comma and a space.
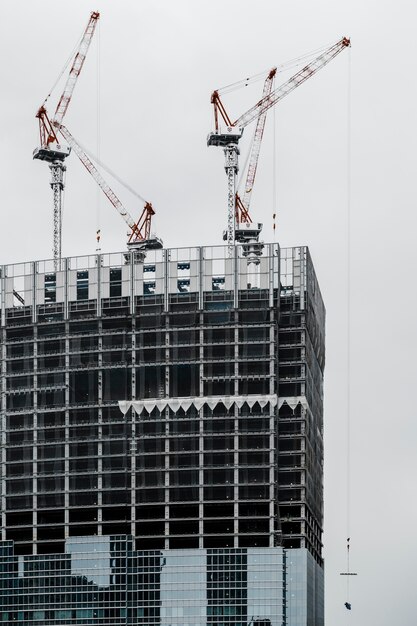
52, 12, 100, 129
238, 68, 276, 221
234, 37, 350, 129
59, 126, 137, 233
59, 125, 159, 249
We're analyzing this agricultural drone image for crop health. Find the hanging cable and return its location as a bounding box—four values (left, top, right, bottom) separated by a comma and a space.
96, 18, 102, 252
41, 28, 85, 108
346, 43, 352, 553
339, 44, 357, 613
272, 100, 277, 239
218, 42, 333, 96
218, 69, 270, 95
77, 138, 149, 205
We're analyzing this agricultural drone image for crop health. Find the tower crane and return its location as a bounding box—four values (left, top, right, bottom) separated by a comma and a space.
59, 125, 162, 259
34, 11, 100, 268
208, 37, 351, 258
211, 67, 276, 260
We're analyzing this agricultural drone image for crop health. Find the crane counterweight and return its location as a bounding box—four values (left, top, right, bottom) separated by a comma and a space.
33, 145, 71, 163
207, 127, 243, 147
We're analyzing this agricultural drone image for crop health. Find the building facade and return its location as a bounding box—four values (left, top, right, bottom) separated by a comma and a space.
0, 243, 325, 625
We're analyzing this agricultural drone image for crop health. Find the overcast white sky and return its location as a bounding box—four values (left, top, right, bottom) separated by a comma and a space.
1, 1, 416, 624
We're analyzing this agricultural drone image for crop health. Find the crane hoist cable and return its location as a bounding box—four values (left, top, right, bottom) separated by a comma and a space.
217, 41, 336, 96
96, 17, 102, 250
71, 135, 149, 205
41, 28, 85, 109
339, 45, 357, 612
58, 124, 158, 247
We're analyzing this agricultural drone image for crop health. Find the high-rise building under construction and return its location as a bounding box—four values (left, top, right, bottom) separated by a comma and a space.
0, 242, 325, 625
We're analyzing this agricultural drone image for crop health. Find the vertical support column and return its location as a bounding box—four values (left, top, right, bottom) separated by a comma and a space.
270, 246, 278, 546
164, 408, 170, 550
233, 256, 239, 546
300, 246, 306, 311
0, 268, 6, 541
64, 257, 69, 321
199, 308, 204, 548
64, 317, 70, 539
164, 291, 170, 549
268, 243, 276, 308
198, 247, 204, 311
0, 325, 5, 542
164, 249, 169, 313
97, 318, 103, 536
0, 266, 4, 328
130, 410, 136, 540
129, 252, 135, 316
32, 324, 38, 551
233, 247, 238, 309
270, 313, 277, 547
96, 254, 102, 318
32, 262, 37, 325
130, 317, 136, 539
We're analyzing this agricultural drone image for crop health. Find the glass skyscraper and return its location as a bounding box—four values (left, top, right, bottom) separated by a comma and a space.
0, 243, 325, 625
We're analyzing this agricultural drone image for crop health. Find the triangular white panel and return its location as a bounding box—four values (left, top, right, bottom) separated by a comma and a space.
194, 398, 205, 411
223, 397, 234, 411
156, 399, 168, 412
118, 401, 132, 415
132, 401, 144, 415
169, 399, 181, 413
246, 398, 257, 410
180, 399, 193, 412
207, 398, 220, 410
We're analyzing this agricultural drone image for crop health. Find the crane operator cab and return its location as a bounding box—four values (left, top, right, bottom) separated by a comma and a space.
33, 143, 71, 163
207, 126, 243, 147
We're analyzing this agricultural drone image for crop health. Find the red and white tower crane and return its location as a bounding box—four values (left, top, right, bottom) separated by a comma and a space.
34, 11, 100, 268
211, 66, 277, 260
208, 37, 351, 258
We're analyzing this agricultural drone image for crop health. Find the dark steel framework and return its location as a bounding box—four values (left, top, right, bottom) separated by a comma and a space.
0, 244, 324, 568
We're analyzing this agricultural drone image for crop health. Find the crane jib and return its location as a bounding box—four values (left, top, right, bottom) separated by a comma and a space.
234, 37, 350, 129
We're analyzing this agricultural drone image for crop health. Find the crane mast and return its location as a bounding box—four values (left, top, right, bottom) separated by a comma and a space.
33, 11, 100, 269
208, 37, 350, 257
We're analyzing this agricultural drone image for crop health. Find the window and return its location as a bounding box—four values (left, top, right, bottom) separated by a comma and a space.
110, 268, 122, 298
44, 274, 56, 303
76, 271, 88, 300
